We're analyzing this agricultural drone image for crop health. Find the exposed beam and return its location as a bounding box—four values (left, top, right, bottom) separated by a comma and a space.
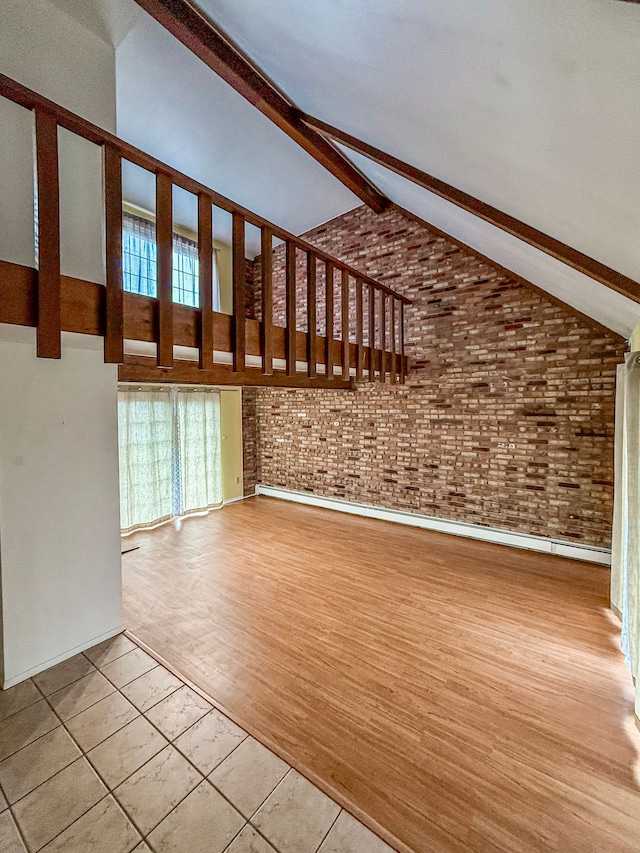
131, 0, 389, 213
0, 260, 394, 386
303, 114, 640, 305
119, 356, 353, 390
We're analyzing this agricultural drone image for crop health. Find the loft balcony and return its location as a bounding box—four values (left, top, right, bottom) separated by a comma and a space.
0, 74, 410, 389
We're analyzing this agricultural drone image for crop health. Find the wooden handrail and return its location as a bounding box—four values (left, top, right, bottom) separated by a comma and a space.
0, 72, 411, 387
0, 74, 409, 305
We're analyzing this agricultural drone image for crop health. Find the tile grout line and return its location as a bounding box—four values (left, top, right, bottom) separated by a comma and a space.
315, 807, 343, 853
93, 643, 290, 850
18, 679, 116, 853
81, 639, 139, 669
32, 661, 169, 850
0, 780, 30, 853
0, 693, 42, 726
5, 638, 391, 853
125, 627, 396, 848
125, 633, 386, 853
3, 649, 275, 852
219, 821, 247, 853
75, 647, 244, 846
86, 640, 291, 844
244, 768, 300, 853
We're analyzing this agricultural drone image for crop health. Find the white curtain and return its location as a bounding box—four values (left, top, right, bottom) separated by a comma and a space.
611, 354, 640, 720
118, 390, 173, 533
118, 387, 223, 534
122, 214, 157, 297
178, 390, 223, 515
122, 212, 220, 310
171, 232, 199, 307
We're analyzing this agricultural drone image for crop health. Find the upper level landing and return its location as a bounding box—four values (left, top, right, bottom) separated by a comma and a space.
0, 74, 409, 390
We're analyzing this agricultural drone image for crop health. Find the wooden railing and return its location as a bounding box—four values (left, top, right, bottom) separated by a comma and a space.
0, 74, 410, 388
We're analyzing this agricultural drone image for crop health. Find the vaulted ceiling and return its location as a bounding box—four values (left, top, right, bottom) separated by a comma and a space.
49, 0, 640, 336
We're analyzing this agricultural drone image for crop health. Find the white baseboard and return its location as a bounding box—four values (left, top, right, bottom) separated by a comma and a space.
3, 625, 124, 690
223, 494, 252, 505
256, 485, 611, 566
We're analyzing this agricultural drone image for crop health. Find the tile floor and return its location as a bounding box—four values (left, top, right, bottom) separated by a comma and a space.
0, 634, 395, 853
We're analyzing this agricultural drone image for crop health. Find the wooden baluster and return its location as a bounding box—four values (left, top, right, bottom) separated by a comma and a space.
341, 269, 350, 381
261, 227, 273, 375
232, 212, 246, 373
325, 261, 334, 380
286, 240, 296, 376
355, 277, 363, 382
103, 144, 123, 363
400, 301, 406, 382
34, 109, 61, 359
379, 290, 386, 383
390, 296, 397, 385
197, 193, 213, 369
156, 172, 173, 367
307, 252, 317, 378
368, 283, 376, 382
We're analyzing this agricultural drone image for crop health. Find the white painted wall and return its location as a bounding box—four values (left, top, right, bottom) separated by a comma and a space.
0, 328, 123, 688
0, 0, 116, 282
0, 0, 122, 686
114, 12, 359, 238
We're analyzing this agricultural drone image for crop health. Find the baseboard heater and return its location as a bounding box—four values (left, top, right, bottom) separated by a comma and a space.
255, 485, 611, 566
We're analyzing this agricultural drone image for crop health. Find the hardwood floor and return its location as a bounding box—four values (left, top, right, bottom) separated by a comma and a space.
122, 496, 640, 853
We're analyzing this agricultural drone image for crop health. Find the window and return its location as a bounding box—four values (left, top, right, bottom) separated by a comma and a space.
122, 212, 220, 310
118, 386, 222, 534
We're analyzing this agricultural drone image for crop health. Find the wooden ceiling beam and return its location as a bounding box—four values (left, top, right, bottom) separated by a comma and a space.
303, 114, 640, 304
132, 0, 389, 213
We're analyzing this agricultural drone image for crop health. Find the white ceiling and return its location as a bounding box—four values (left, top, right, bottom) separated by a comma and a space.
340, 146, 640, 336
115, 11, 360, 254
204, 0, 640, 282
47, 0, 143, 48
48, 0, 640, 335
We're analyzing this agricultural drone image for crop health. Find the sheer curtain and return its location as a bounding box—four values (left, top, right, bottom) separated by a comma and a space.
611, 354, 640, 721
118, 390, 173, 533
172, 233, 199, 307
177, 391, 222, 514
122, 212, 220, 310
118, 387, 223, 534
123, 215, 157, 297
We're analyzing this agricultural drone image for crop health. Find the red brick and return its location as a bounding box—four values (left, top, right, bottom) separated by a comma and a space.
243, 205, 624, 549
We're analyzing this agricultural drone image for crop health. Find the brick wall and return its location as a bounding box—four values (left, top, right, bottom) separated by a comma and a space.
244, 259, 257, 320
248, 205, 624, 548
242, 387, 258, 496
